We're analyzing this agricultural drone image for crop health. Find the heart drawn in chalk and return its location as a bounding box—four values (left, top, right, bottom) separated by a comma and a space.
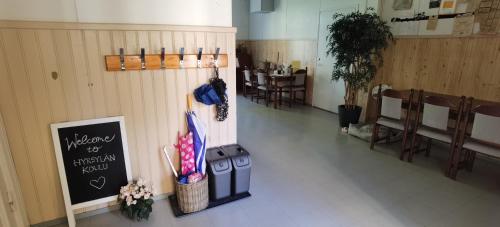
89, 176, 106, 190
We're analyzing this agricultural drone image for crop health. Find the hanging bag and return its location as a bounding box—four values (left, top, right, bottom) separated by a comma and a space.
209, 67, 228, 121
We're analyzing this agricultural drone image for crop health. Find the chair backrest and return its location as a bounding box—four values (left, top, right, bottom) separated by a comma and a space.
470, 105, 500, 144
257, 72, 267, 86
244, 70, 251, 82
293, 69, 307, 86
380, 89, 404, 120
421, 96, 453, 130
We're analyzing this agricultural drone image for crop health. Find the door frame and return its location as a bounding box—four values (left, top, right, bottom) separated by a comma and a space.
313, 5, 360, 112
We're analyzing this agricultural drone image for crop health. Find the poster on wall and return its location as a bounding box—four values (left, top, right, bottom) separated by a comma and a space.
440, 0, 457, 14
430, 0, 442, 8
427, 15, 440, 30
475, 0, 500, 34
455, 0, 471, 13
51, 116, 132, 227
453, 14, 475, 36
393, 0, 414, 10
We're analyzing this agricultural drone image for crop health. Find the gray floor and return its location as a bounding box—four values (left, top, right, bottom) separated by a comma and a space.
60, 95, 500, 227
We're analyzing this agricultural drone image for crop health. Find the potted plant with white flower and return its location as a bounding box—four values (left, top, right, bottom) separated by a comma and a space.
118, 179, 154, 221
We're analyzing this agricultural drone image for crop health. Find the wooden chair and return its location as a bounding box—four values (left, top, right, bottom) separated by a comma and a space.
370, 87, 415, 160
253, 72, 273, 107
291, 68, 307, 105
242, 69, 256, 98
275, 75, 295, 108
448, 100, 500, 179
407, 93, 465, 162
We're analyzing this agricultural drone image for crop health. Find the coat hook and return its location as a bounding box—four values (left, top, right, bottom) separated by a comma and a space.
214, 47, 220, 67
197, 48, 203, 68
179, 47, 185, 68
160, 48, 165, 69
140, 48, 146, 70
119, 48, 125, 71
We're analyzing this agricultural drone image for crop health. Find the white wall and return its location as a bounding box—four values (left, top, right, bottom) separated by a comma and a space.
0, 0, 232, 27
248, 0, 379, 40
233, 0, 250, 39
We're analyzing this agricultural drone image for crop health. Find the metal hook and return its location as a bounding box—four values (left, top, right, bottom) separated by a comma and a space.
160, 47, 165, 69
214, 47, 220, 67
197, 48, 203, 68
119, 48, 125, 70
140, 48, 146, 70
179, 47, 185, 68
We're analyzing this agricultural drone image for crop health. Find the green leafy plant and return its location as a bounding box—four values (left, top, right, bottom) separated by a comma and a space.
118, 179, 154, 221
326, 8, 393, 109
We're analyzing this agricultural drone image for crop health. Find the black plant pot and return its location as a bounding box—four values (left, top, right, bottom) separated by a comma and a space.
338, 105, 362, 128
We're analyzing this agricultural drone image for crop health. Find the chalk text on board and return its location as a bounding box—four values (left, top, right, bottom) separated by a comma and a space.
73, 153, 117, 174
65, 133, 116, 151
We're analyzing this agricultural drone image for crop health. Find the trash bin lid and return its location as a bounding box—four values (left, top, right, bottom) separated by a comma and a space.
206, 147, 228, 162
233, 156, 250, 167
223, 144, 249, 157
213, 159, 231, 172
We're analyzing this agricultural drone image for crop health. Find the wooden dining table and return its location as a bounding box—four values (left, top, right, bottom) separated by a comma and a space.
253, 71, 295, 109
269, 74, 294, 109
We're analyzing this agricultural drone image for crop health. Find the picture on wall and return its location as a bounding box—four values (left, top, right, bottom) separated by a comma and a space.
393, 0, 414, 10
430, 0, 442, 8
440, 0, 457, 14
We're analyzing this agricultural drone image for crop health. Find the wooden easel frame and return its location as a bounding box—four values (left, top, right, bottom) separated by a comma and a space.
50, 116, 132, 227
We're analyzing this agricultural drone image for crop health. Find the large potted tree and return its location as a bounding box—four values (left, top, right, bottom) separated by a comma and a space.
326, 8, 392, 128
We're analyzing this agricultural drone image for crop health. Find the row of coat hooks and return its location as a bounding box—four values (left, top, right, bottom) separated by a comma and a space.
105, 47, 228, 71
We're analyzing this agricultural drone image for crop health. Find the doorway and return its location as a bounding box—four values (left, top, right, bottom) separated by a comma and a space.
313, 6, 358, 113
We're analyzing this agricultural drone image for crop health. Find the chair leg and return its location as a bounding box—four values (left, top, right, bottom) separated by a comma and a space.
399, 129, 408, 160
446, 145, 457, 177
265, 90, 269, 107
425, 138, 432, 157
466, 150, 476, 171
406, 131, 418, 162
255, 89, 259, 103
243, 85, 247, 97
386, 128, 391, 144
449, 148, 465, 180
370, 124, 380, 150
279, 88, 283, 106
302, 90, 306, 105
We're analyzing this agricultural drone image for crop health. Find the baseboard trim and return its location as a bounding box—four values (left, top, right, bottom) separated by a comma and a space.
30, 193, 172, 227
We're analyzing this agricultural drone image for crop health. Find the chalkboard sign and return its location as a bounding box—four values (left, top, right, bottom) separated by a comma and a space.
51, 116, 132, 227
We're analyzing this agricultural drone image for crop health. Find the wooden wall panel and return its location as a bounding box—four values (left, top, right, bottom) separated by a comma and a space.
238, 40, 317, 104
367, 37, 500, 121
375, 37, 500, 100
0, 21, 236, 225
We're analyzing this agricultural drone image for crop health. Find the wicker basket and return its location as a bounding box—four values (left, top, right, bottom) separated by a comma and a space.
176, 176, 209, 213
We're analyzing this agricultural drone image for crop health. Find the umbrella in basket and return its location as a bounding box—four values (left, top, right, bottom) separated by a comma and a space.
186, 94, 207, 176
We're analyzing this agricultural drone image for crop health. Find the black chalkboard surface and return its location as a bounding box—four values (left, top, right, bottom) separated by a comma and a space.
54, 119, 130, 205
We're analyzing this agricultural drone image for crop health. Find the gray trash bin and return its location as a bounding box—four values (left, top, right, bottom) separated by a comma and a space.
223, 145, 251, 195
206, 147, 232, 201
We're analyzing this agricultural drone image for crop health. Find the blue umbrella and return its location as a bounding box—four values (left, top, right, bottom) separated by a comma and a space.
186, 95, 207, 175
